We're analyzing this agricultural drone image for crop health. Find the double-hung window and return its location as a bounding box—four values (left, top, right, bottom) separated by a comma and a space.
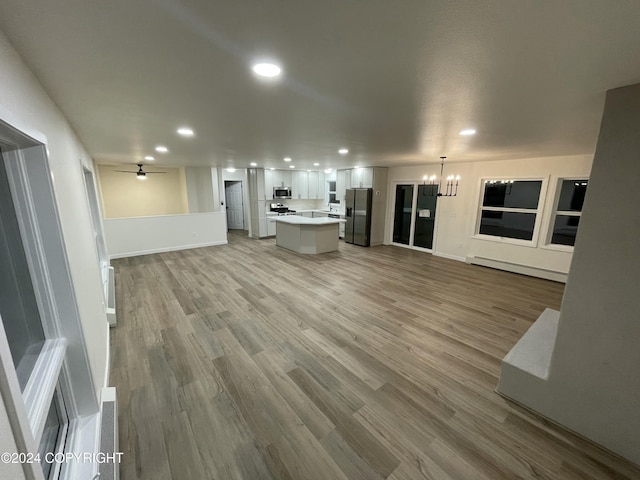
0, 148, 68, 479
0, 118, 99, 480
476, 179, 544, 243
548, 178, 588, 247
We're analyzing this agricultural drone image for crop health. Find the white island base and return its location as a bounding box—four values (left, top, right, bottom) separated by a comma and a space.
272, 216, 345, 254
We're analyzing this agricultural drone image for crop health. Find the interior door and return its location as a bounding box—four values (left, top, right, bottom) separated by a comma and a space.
225, 181, 244, 230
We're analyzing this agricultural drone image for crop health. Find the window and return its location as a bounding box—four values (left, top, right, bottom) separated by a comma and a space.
1, 149, 69, 480
0, 159, 46, 390
549, 179, 588, 247
477, 179, 543, 242
0, 118, 99, 480
328, 180, 338, 204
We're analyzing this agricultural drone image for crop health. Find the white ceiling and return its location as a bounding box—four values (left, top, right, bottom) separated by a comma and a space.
1, 1, 640, 171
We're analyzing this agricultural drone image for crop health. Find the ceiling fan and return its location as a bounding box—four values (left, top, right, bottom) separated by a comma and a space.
115, 163, 166, 180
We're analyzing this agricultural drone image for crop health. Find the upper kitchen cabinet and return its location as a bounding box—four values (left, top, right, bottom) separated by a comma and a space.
265, 169, 273, 199
307, 171, 326, 200
265, 169, 325, 200
266, 170, 292, 200
272, 170, 292, 188
336, 169, 348, 205
350, 167, 374, 188
291, 171, 309, 199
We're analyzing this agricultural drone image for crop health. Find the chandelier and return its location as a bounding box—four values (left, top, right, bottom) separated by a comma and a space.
423, 157, 460, 197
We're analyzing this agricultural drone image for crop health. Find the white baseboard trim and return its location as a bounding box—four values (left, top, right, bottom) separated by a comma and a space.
433, 251, 466, 262
109, 240, 228, 260
466, 255, 567, 283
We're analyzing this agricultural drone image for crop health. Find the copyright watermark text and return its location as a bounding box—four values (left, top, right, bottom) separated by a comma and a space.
1, 451, 123, 464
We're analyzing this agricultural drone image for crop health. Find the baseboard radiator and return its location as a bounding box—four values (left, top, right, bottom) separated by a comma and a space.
466, 256, 567, 283
99, 387, 119, 480
106, 266, 117, 327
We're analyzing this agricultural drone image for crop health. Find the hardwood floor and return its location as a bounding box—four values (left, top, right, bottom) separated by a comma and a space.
110, 232, 640, 479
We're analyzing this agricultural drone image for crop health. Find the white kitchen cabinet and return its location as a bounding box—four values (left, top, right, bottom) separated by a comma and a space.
291, 171, 308, 199
308, 171, 319, 199
264, 169, 274, 200
272, 170, 291, 188
336, 169, 348, 206
307, 171, 326, 200
350, 167, 373, 188
267, 216, 276, 236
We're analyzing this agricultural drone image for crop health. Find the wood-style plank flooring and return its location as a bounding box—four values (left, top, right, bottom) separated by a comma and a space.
110, 232, 640, 479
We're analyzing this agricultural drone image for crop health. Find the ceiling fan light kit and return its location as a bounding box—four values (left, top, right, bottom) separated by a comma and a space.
116, 163, 166, 181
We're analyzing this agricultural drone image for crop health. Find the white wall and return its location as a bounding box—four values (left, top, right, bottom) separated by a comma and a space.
0, 28, 109, 476
386, 154, 592, 274
0, 31, 107, 392
500, 83, 640, 464
98, 164, 189, 218
104, 212, 228, 258
185, 166, 216, 213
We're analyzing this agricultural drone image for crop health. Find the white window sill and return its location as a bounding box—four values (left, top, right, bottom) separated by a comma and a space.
472, 234, 538, 248
23, 338, 67, 441
540, 243, 575, 253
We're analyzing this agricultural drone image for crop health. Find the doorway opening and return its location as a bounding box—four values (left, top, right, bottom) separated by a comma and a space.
392, 182, 438, 251
224, 180, 245, 230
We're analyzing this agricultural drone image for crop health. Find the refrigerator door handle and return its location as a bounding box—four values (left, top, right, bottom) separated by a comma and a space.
346, 207, 353, 217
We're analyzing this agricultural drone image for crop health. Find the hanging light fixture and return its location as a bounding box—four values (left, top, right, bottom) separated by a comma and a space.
425, 157, 460, 196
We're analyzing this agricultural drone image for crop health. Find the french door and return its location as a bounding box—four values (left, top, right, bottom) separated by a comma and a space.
392, 183, 438, 251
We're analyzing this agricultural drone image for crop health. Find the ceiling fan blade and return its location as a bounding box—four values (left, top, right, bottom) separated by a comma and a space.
145, 171, 167, 174
115, 170, 137, 173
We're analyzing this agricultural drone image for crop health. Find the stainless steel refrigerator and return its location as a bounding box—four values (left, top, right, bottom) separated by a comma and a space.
344, 188, 373, 246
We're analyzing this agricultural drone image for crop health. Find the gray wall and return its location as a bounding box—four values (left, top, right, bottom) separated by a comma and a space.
514, 83, 640, 463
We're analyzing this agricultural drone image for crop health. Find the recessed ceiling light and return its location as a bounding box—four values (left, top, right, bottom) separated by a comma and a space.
177, 127, 194, 137
289, 165, 295, 169
283, 157, 292, 162
313, 162, 320, 166
270, 167, 275, 171
155, 145, 168, 153
252, 62, 282, 78
144, 156, 155, 161
250, 162, 257, 167
226, 167, 236, 173
459, 129, 476, 136
338, 148, 349, 155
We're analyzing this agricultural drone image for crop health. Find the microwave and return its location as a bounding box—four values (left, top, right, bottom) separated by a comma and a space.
273, 186, 292, 199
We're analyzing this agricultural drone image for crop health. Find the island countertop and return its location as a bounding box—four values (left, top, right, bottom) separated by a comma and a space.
270, 216, 345, 225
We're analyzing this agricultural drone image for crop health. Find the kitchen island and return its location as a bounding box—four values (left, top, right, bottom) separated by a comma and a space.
271, 216, 345, 254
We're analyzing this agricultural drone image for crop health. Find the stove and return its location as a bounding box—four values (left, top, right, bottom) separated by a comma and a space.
270, 202, 296, 215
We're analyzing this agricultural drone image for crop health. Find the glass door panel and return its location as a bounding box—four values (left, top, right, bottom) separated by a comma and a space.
392, 184, 414, 245
414, 185, 438, 249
